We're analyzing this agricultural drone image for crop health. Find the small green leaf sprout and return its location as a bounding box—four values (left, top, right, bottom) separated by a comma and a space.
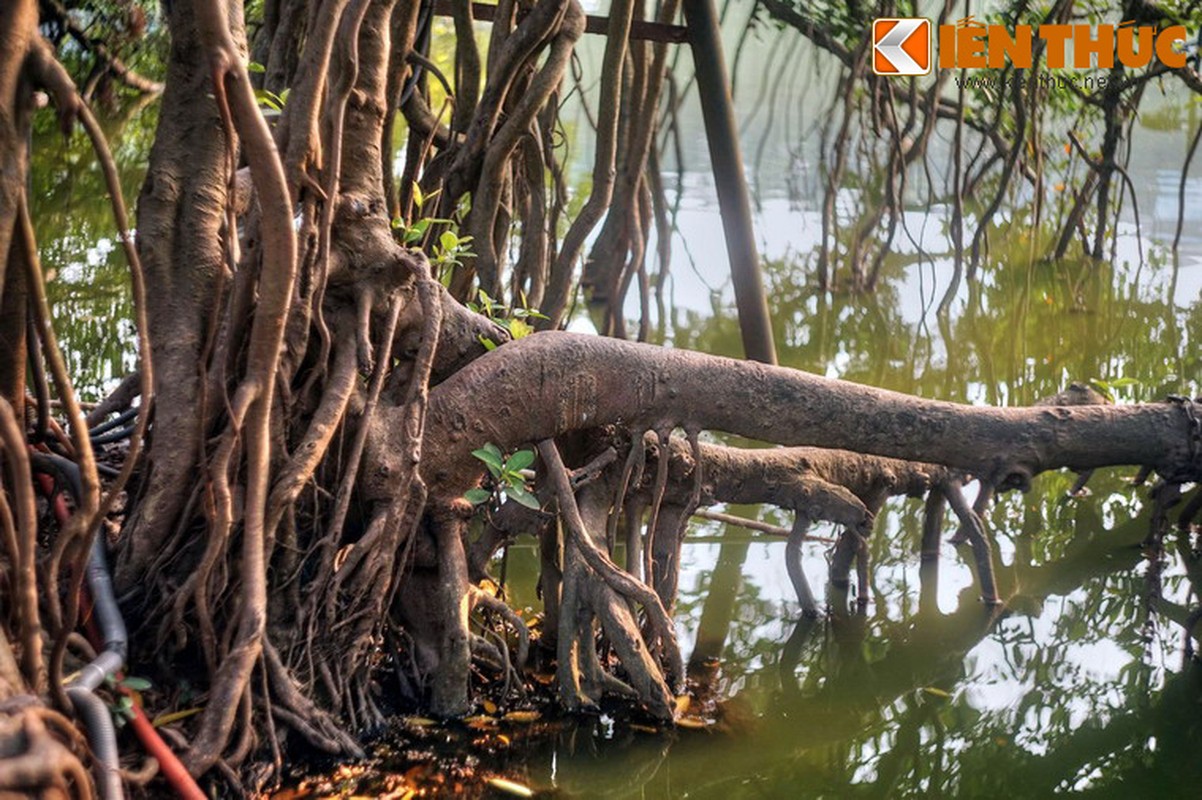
467, 443, 540, 510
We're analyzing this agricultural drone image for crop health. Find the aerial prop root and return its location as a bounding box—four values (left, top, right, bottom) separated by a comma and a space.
539, 439, 681, 718
470, 585, 531, 673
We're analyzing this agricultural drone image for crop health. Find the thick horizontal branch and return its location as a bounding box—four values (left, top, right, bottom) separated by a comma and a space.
405, 332, 1201, 500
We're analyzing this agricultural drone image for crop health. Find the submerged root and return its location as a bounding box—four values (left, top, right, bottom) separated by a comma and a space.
944, 480, 1000, 604
786, 515, 820, 616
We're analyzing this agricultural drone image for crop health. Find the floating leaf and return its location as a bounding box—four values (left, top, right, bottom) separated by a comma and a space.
466, 715, 497, 729
922, 687, 951, 699
503, 710, 540, 723
404, 716, 438, 727
482, 699, 498, 715
486, 777, 533, 797
630, 723, 660, 733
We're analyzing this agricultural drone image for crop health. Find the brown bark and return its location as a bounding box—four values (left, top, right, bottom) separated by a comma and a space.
184, 0, 298, 775
385, 343, 1170, 713
408, 332, 1200, 504
13, 0, 1199, 789
542, 0, 635, 326
116, 0, 241, 587
0, 0, 37, 411
0, 231, 28, 412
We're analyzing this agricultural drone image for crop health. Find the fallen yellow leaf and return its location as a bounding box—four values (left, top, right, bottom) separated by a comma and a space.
404, 716, 438, 727
152, 707, 203, 727
503, 710, 540, 723
675, 717, 709, 730
486, 777, 534, 797
466, 715, 498, 729
378, 788, 415, 800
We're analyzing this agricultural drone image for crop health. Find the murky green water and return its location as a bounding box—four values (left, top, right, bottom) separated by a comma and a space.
31, 8, 1202, 796
488, 258, 1202, 797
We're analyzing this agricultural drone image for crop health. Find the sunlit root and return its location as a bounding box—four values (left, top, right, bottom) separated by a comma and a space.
539, 439, 678, 719
637, 434, 884, 610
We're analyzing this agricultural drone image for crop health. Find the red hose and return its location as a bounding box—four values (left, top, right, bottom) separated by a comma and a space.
32, 470, 70, 524
126, 700, 206, 800
35, 459, 206, 800
79, 607, 206, 800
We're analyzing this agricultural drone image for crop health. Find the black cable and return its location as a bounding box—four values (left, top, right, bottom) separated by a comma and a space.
89, 424, 137, 446
88, 405, 138, 437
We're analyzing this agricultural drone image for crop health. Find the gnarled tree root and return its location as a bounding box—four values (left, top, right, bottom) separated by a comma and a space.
540, 439, 678, 719
0, 704, 93, 798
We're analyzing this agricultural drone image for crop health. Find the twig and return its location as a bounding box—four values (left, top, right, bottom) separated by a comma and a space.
691, 508, 837, 544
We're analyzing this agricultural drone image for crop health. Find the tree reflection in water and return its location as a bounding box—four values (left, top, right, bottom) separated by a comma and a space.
515, 253, 1202, 798
33, 100, 1202, 797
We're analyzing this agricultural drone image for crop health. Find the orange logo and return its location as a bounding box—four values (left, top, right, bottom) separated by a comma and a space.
872, 18, 932, 75
937, 19, 1187, 70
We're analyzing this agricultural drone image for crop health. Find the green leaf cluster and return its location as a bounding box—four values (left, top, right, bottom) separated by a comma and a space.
1088, 376, 1142, 403
104, 675, 153, 728
470, 289, 547, 351
466, 443, 540, 510
392, 184, 475, 280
